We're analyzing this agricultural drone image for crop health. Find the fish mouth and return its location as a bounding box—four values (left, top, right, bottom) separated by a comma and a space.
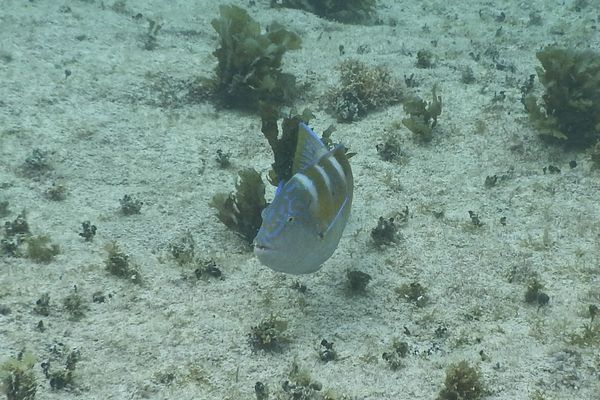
253, 243, 272, 252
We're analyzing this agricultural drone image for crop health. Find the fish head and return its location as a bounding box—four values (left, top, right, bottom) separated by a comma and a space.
253, 178, 323, 274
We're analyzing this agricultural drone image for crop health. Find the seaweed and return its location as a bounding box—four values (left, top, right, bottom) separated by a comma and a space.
371, 216, 400, 247
248, 315, 289, 352
215, 149, 231, 169
79, 221, 97, 242
382, 340, 409, 370
260, 105, 315, 186
210, 107, 318, 246
44, 183, 67, 201
484, 175, 497, 188
467, 211, 484, 227
281, 362, 323, 398
327, 59, 404, 122
1, 238, 21, 258
62, 287, 88, 320
569, 321, 600, 347
255, 382, 268, 400
437, 361, 485, 400
402, 85, 442, 142
346, 270, 371, 293
168, 230, 196, 266
395, 281, 428, 307
318, 339, 337, 362
25, 235, 60, 263
143, 18, 162, 51
22, 148, 52, 177
194, 259, 223, 280
41, 349, 80, 390
523, 47, 600, 147
524, 279, 550, 308
34, 293, 51, 316
210, 5, 301, 110
119, 194, 143, 215
590, 304, 598, 322
210, 168, 267, 245
92, 291, 106, 303
0, 350, 37, 400
376, 133, 404, 162
271, 0, 377, 24
104, 242, 142, 284
4, 212, 29, 236
460, 66, 476, 84
416, 49, 435, 68
2, 213, 61, 261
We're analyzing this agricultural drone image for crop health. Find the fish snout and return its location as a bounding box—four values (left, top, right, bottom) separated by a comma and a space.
253, 236, 272, 253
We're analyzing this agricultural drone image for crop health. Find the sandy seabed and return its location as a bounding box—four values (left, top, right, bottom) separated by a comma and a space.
1, 0, 599, 399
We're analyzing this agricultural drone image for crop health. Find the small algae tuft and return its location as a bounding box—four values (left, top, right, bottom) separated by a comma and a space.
25, 235, 60, 263
104, 242, 142, 284
194, 259, 223, 281
280, 362, 326, 399
210, 168, 267, 245
524, 279, 550, 308
168, 230, 196, 266
437, 360, 485, 400
215, 149, 231, 169
34, 293, 51, 316
62, 286, 88, 320
569, 323, 600, 347
4, 212, 30, 236
402, 85, 442, 142
210, 5, 301, 110
260, 105, 315, 186
416, 49, 435, 68
22, 149, 52, 177
41, 348, 80, 390
569, 307, 600, 347
346, 270, 371, 294
382, 340, 409, 370
255, 381, 268, 400
119, 194, 143, 215
327, 59, 403, 122
45, 183, 68, 201
260, 104, 303, 185
79, 221, 97, 242
249, 315, 289, 352
0, 350, 37, 400
376, 133, 405, 162
395, 281, 428, 307
2, 212, 29, 257
318, 339, 337, 362
371, 216, 401, 247
523, 46, 600, 148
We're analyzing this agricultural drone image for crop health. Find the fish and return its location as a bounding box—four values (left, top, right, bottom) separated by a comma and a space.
254, 122, 353, 274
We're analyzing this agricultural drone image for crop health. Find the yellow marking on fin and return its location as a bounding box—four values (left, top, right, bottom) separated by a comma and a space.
293, 123, 328, 174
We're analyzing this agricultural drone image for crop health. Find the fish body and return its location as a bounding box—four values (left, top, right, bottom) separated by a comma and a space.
254, 122, 353, 274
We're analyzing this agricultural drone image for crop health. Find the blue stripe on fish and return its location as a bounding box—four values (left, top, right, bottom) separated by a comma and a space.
254, 122, 353, 274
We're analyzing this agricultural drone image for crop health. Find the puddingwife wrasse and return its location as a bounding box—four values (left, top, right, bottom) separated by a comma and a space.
254, 122, 353, 274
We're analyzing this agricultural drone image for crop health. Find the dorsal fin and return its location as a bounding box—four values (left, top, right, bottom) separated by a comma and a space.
292, 122, 328, 175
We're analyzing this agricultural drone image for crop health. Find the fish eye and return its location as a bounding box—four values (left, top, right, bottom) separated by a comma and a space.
287, 216, 294, 222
